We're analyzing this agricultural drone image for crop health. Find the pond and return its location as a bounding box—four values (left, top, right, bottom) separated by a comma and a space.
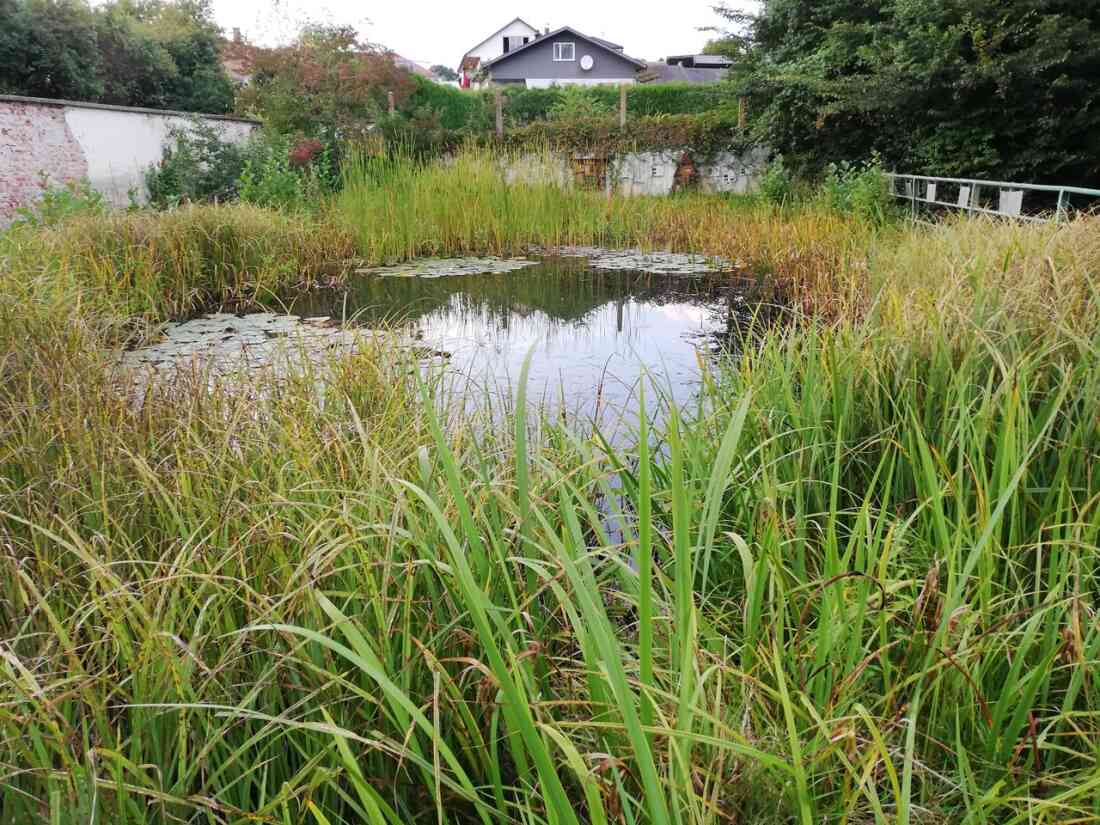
125, 250, 767, 428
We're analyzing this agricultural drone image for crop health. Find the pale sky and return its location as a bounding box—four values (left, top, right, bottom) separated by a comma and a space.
204, 1, 750, 70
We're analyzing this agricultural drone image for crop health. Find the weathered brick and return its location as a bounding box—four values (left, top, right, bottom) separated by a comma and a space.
0, 101, 89, 226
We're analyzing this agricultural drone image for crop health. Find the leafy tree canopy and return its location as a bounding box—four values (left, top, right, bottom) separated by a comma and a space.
430, 64, 459, 82
235, 23, 413, 141
713, 0, 1100, 185
0, 0, 233, 113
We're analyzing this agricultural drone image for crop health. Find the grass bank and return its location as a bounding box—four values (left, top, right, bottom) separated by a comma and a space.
1, 154, 1099, 824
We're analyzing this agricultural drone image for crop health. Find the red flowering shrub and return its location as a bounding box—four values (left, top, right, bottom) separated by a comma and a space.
289, 139, 324, 168
236, 24, 413, 140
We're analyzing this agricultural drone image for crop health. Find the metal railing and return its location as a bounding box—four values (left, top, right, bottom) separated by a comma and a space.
886, 173, 1100, 222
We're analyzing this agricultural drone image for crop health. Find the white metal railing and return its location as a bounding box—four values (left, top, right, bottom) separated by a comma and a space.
886, 173, 1100, 222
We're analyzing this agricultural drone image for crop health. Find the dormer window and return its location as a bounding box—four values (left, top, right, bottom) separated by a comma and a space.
553, 42, 576, 61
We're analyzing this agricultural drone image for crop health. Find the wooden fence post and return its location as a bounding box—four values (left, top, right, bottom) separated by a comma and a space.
388, 91, 395, 117
495, 88, 504, 140
737, 96, 747, 130
619, 84, 627, 129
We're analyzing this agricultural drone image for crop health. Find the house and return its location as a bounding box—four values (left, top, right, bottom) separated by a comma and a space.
638, 54, 733, 84
459, 18, 542, 88
477, 26, 647, 89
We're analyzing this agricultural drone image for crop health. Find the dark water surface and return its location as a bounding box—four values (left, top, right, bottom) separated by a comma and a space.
291, 255, 758, 428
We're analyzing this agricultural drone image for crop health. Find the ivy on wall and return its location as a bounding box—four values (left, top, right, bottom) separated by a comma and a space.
496, 114, 753, 161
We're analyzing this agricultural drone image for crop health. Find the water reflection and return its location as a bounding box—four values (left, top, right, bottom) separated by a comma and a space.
291, 255, 756, 430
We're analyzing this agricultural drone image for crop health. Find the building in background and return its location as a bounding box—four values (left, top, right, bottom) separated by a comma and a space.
477, 26, 647, 89
638, 54, 733, 84
458, 18, 541, 88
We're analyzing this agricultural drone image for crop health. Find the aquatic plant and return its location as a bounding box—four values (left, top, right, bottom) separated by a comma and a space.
1, 160, 1099, 823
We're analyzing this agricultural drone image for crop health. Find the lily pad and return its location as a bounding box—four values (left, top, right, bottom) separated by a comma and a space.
355, 257, 538, 279
535, 246, 736, 275
119, 313, 375, 390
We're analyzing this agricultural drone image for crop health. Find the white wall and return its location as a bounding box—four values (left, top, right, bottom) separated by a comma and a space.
0, 95, 259, 224
525, 78, 636, 89
466, 20, 541, 65
64, 107, 256, 207
465, 20, 540, 88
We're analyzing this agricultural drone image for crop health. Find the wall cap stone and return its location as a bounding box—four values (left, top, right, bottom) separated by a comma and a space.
0, 94, 260, 126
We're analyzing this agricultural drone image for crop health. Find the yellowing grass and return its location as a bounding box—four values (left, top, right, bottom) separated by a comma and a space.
1, 159, 1099, 825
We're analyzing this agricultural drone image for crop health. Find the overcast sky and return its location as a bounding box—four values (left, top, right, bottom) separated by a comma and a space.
204, 1, 749, 69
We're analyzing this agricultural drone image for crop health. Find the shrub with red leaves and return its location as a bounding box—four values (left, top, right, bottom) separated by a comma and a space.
289, 139, 325, 168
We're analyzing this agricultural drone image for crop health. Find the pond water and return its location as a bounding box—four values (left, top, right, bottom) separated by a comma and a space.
292, 252, 756, 427
125, 251, 764, 428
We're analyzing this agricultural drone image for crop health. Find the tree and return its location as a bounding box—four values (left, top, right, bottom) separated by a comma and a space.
430, 64, 459, 82
109, 0, 234, 113
0, 0, 103, 100
729, 0, 1100, 185
0, 0, 233, 113
95, 3, 178, 108
236, 23, 413, 140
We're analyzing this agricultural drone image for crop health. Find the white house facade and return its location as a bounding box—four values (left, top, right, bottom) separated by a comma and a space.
459, 18, 541, 88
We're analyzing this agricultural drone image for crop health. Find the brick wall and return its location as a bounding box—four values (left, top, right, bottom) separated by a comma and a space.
0, 95, 257, 226
0, 100, 89, 221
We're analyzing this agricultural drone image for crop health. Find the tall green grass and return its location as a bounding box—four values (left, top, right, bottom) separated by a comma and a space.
1, 156, 1099, 824
336, 146, 874, 316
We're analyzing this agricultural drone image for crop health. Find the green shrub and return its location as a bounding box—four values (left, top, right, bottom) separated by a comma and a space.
501, 112, 748, 157
397, 82, 735, 132
819, 156, 897, 225
238, 134, 337, 211
758, 155, 794, 204
11, 175, 107, 227
144, 120, 251, 207
547, 86, 614, 120
401, 75, 486, 130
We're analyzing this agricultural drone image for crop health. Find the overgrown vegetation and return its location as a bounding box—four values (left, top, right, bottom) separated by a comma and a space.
2, 150, 1099, 825
234, 23, 412, 142
0, 0, 233, 113
145, 122, 342, 211
397, 76, 737, 132
10, 175, 107, 227
718, 0, 1100, 185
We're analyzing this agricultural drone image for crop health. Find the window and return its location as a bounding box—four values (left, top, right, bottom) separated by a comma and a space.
553, 42, 576, 62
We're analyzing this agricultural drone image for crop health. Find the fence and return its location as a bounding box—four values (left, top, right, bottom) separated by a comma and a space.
887, 173, 1100, 222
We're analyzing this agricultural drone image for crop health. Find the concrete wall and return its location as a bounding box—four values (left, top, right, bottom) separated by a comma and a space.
0, 95, 258, 225
613, 147, 769, 196
501, 147, 768, 196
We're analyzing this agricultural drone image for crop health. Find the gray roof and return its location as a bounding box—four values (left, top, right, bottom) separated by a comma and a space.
591, 36, 624, 51
639, 64, 729, 84
483, 26, 647, 70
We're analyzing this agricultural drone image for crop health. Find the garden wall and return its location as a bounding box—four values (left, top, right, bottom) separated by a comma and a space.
502, 146, 768, 197
0, 94, 258, 225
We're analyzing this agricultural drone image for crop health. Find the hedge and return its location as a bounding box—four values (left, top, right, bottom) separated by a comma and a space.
401, 75, 487, 130
397, 78, 736, 131
497, 113, 752, 157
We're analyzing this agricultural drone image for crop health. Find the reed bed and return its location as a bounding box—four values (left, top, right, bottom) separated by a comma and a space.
337, 148, 873, 318
1, 153, 1099, 825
